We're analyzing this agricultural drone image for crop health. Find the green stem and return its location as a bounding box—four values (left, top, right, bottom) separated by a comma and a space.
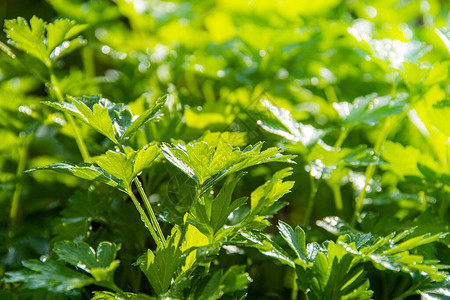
109, 282, 126, 296
351, 116, 394, 226
418, 191, 427, 212
393, 291, 417, 300
392, 283, 418, 300
67, 115, 91, 163
332, 184, 343, 214
446, 142, 450, 173
9, 135, 31, 232
303, 176, 319, 227
324, 86, 339, 103
82, 45, 96, 78
392, 276, 414, 300
133, 267, 142, 293
116, 143, 165, 246
133, 177, 166, 245
392, 274, 425, 300
334, 127, 349, 150
194, 186, 202, 203
128, 190, 162, 248
438, 189, 450, 219
330, 128, 349, 217
291, 271, 298, 300
351, 72, 409, 226
389, 70, 398, 97
97, 281, 127, 298
49, 70, 91, 163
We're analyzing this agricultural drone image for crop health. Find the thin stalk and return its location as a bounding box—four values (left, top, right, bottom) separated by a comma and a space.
97, 281, 127, 299
446, 143, 450, 173
351, 71, 410, 225
133, 177, 166, 245
324, 86, 339, 103
438, 189, 449, 219
128, 190, 162, 248
9, 136, 30, 231
109, 282, 125, 295
392, 276, 414, 300
392, 279, 419, 300
49, 70, 91, 163
67, 115, 91, 163
303, 176, 319, 227
351, 116, 394, 226
334, 127, 349, 150
331, 128, 348, 216
332, 184, 343, 214
393, 290, 417, 300
351, 164, 374, 226
116, 143, 165, 245
194, 186, 202, 203
389, 70, 398, 97
291, 271, 298, 300
418, 191, 427, 212
82, 45, 96, 78
134, 267, 142, 293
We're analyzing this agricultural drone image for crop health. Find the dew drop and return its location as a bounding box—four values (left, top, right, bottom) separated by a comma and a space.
194, 64, 204, 72
101, 45, 111, 54
217, 70, 225, 77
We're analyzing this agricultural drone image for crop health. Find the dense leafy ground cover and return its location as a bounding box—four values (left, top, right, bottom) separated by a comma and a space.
1, 0, 450, 299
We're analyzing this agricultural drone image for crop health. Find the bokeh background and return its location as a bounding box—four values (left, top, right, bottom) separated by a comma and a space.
1, 0, 449, 298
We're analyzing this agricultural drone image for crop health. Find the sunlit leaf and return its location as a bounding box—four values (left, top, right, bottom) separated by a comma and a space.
200, 131, 247, 147
133, 144, 160, 178
382, 141, 440, 179
45, 95, 165, 144
278, 221, 308, 262
435, 28, 450, 55
4, 16, 48, 64
250, 168, 294, 215
92, 291, 155, 300
96, 150, 134, 187
4, 260, 94, 293
138, 229, 184, 295
348, 26, 432, 70
122, 95, 166, 141
188, 173, 248, 238
162, 140, 294, 190
53, 241, 121, 282
26, 162, 125, 192
4, 16, 87, 65
333, 93, 408, 126
259, 99, 325, 147
44, 96, 118, 143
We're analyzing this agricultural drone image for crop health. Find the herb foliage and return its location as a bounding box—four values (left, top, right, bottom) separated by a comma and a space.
0, 0, 449, 299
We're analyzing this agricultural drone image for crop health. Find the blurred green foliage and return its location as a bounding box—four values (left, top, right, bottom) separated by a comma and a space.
0, 0, 449, 299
